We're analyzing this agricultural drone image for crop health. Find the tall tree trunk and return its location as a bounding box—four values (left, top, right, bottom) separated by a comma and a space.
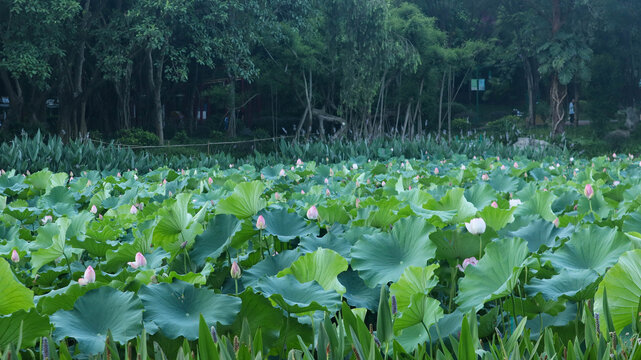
550, 74, 567, 135
147, 48, 164, 144
114, 62, 132, 130
447, 66, 453, 143
574, 82, 580, 127
227, 69, 236, 138
437, 70, 446, 142
524, 57, 536, 127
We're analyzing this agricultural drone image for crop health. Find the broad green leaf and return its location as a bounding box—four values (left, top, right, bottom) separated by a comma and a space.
152, 193, 204, 258
542, 225, 629, 275
138, 280, 241, 340
455, 237, 529, 312
217, 181, 266, 218
526, 269, 600, 301
501, 218, 574, 253
478, 206, 515, 231
31, 218, 71, 274
394, 294, 443, 332
514, 191, 556, 221
0, 309, 50, 348
423, 188, 477, 224
0, 259, 34, 315
595, 250, 641, 334
278, 248, 348, 294
260, 207, 318, 242
38, 186, 77, 216
351, 217, 436, 287
255, 275, 341, 314
51, 287, 143, 355
190, 214, 241, 266
390, 265, 439, 312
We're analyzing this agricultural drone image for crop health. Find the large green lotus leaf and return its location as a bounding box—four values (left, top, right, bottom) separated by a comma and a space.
430, 228, 494, 263
51, 287, 143, 355
0, 175, 29, 195
220, 288, 286, 344
455, 237, 529, 312
243, 249, 301, 288
338, 269, 381, 310
299, 232, 352, 260
552, 190, 580, 213
501, 219, 574, 253
217, 181, 266, 218
138, 280, 241, 340
278, 248, 348, 294
351, 217, 436, 287
0, 259, 34, 315
577, 192, 611, 220
396, 311, 464, 353
542, 225, 629, 275
36, 282, 103, 315
513, 191, 556, 221
503, 294, 567, 319
595, 250, 641, 334
525, 302, 577, 339
255, 275, 341, 314
25, 169, 53, 192
478, 206, 515, 231
488, 172, 520, 193
393, 294, 443, 332
465, 183, 498, 210
260, 207, 318, 242
526, 269, 600, 301
390, 265, 439, 312
31, 218, 72, 274
152, 193, 205, 258
190, 215, 241, 266
0, 308, 50, 348
37, 186, 77, 216
317, 204, 351, 224
623, 212, 641, 234
423, 188, 477, 224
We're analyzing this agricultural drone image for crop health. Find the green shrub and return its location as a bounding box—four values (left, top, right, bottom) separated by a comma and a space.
451, 117, 470, 132
116, 128, 159, 146
485, 115, 524, 144
172, 130, 189, 144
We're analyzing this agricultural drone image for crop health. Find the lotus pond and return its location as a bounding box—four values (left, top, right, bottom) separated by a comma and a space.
2, 154, 641, 357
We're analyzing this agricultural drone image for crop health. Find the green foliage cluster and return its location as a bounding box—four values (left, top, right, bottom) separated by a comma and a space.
0, 132, 569, 174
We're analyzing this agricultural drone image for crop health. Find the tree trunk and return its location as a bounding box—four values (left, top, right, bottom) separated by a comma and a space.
147, 48, 164, 144
437, 70, 446, 141
550, 73, 567, 136
574, 82, 580, 127
447, 66, 453, 143
227, 69, 236, 138
0, 70, 25, 129
524, 57, 536, 127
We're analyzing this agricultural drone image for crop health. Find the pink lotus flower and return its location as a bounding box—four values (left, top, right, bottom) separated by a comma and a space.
324, 178, 329, 184
509, 199, 522, 208
11, 249, 19, 263
613, 180, 620, 186
325, 189, 331, 196
296, 158, 303, 166
256, 215, 266, 230
434, 167, 439, 175
42, 215, 53, 224
381, 181, 386, 186
128, 252, 147, 269
90, 205, 97, 214
352, 163, 358, 170
355, 198, 361, 208
130, 205, 138, 214
584, 184, 594, 199
501, 165, 507, 170
306, 205, 319, 220
460, 165, 466, 170
300, 190, 305, 194
261, 173, 265, 180
230, 261, 241, 279
513, 162, 519, 168
481, 174, 489, 181
553, 218, 560, 227
274, 192, 281, 200
612, 153, 617, 158
208, 177, 213, 185
98, 214, 103, 220
491, 201, 498, 208
78, 266, 95, 286
279, 169, 286, 177
465, 218, 486, 235
329, 168, 334, 176
457, 257, 478, 272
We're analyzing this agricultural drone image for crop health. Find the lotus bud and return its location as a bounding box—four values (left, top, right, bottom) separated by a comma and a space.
491, 201, 498, 208
300, 189, 305, 194
256, 215, 266, 230
501, 165, 506, 170
401, 163, 405, 168
613, 180, 620, 186
208, 177, 213, 185
324, 178, 329, 184
329, 168, 334, 176
90, 205, 97, 214
231, 261, 241, 279
128, 252, 147, 269
460, 164, 466, 170
433, 167, 439, 175
509, 199, 522, 208
465, 218, 486, 235
553, 218, 560, 227
210, 325, 218, 343
163, 179, 167, 185
381, 181, 386, 186
229, 164, 234, 168
355, 198, 360, 208
180, 241, 188, 249
613, 153, 617, 158
351, 163, 358, 170
306, 205, 319, 220
42, 215, 53, 224
391, 295, 397, 315
584, 184, 594, 199
274, 192, 281, 200
130, 205, 138, 214
326, 189, 331, 196
481, 174, 489, 181
98, 214, 103, 220
296, 158, 303, 166
11, 249, 19, 263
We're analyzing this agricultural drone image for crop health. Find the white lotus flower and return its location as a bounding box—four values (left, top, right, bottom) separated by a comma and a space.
465, 218, 486, 235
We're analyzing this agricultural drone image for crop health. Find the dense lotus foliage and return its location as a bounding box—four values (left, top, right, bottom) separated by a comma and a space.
2, 154, 641, 356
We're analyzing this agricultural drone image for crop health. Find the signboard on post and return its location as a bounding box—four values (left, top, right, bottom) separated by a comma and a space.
471, 79, 486, 91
